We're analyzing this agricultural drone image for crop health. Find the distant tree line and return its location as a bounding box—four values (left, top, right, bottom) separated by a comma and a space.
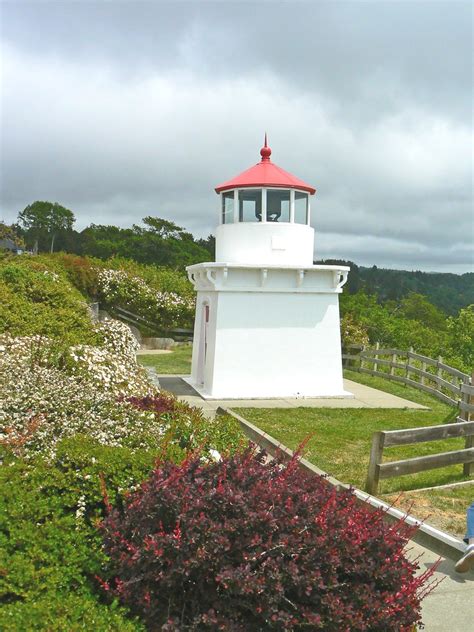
1, 201, 472, 315
317, 259, 473, 316
2, 201, 215, 268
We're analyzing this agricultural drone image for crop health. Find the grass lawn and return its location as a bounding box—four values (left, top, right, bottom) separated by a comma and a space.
135, 354, 472, 536
344, 369, 443, 407
235, 370, 473, 535
137, 345, 192, 374
384, 483, 473, 539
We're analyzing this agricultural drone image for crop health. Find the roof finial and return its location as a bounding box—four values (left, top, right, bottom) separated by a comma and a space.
260, 133, 271, 161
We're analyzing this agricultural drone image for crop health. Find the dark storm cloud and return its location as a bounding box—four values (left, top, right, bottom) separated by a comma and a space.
2, 1, 470, 122
1, 0, 472, 272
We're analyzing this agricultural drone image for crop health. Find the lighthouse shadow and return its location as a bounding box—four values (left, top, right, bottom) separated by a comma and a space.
159, 376, 199, 397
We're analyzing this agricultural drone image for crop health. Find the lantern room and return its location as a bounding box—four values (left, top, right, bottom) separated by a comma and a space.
214, 136, 317, 266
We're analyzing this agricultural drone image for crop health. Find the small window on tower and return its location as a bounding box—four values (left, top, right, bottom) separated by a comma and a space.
267, 190, 290, 222
294, 192, 308, 224
238, 190, 262, 222
222, 192, 234, 224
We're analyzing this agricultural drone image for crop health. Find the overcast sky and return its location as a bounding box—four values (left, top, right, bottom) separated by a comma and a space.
1, 1, 472, 272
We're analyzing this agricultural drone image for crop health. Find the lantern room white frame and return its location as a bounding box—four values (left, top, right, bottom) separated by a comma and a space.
219, 188, 311, 226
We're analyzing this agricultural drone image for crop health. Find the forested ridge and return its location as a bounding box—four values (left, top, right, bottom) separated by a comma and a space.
318, 260, 473, 315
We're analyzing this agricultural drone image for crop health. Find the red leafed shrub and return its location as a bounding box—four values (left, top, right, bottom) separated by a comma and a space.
100, 448, 437, 631
125, 394, 178, 415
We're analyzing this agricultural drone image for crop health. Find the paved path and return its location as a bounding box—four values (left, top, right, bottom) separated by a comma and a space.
152, 374, 428, 418
137, 349, 172, 355
409, 540, 474, 631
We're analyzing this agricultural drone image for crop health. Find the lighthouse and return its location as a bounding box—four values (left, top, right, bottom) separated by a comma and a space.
185, 137, 351, 399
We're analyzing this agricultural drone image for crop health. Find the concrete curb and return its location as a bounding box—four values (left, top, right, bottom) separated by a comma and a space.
143, 366, 161, 389
218, 407, 467, 562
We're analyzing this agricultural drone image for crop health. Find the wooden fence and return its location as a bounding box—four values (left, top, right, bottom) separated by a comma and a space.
365, 420, 474, 495
108, 305, 193, 341
221, 407, 467, 560
343, 344, 473, 411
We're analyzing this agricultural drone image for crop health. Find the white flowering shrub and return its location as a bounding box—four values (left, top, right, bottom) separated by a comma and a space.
94, 317, 140, 357
0, 318, 242, 461
67, 319, 145, 397
0, 319, 158, 457
97, 268, 195, 330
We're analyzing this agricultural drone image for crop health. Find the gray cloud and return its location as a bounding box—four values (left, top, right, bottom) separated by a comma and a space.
1, 1, 472, 272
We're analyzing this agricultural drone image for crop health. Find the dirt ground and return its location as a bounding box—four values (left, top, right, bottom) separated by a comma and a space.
383, 483, 474, 539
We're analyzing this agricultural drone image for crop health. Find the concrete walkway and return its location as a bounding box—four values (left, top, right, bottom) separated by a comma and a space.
409, 540, 474, 631
137, 349, 172, 355
152, 374, 428, 417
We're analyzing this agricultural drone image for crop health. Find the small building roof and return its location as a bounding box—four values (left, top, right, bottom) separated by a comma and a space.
0, 238, 19, 251
215, 136, 316, 195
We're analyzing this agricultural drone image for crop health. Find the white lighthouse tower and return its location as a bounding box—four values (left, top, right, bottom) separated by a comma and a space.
185, 137, 351, 399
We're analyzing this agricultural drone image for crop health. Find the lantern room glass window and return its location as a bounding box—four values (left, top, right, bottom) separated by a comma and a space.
222, 192, 234, 224
239, 189, 262, 222
294, 191, 308, 224
267, 189, 290, 222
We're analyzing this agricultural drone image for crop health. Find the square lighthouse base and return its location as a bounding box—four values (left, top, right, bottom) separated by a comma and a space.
182, 376, 353, 401
188, 284, 352, 401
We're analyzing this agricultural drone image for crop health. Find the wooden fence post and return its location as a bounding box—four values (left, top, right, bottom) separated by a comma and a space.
390, 352, 397, 377
437, 356, 443, 379
453, 374, 459, 390
436, 356, 443, 398
373, 342, 380, 374
463, 371, 474, 476
421, 361, 427, 386
360, 345, 366, 372
405, 346, 414, 381
366, 432, 385, 496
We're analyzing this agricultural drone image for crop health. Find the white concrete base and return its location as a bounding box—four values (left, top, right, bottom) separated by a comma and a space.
186, 262, 350, 401
182, 376, 354, 401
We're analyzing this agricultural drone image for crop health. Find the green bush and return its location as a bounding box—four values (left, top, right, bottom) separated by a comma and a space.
341, 290, 473, 372
0, 252, 196, 338
447, 305, 474, 370
0, 257, 98, 345
50, 252, 100, 298
0, 437, 156, 630
97, 268, 195, 331
125, 395, 245, 459
35, 253, 195, 304
102, 257, 194, 301
0, 417, 244, 631
1, 592, 144, 631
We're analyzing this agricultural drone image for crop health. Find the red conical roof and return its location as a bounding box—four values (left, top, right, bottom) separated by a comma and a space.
215, 136, 316, 195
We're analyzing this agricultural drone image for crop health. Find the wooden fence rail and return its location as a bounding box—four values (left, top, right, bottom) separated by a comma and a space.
343, 344, 473, 411
365, 421, 474, 495
107, 305, 194, 341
